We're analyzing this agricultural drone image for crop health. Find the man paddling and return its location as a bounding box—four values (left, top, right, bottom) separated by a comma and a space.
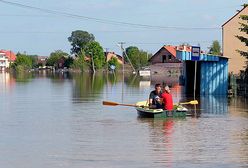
161, 85, 174, 111
149, 83, 163, 109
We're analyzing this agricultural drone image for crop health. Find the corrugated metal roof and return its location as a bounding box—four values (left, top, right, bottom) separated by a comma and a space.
176, 51, 228, 62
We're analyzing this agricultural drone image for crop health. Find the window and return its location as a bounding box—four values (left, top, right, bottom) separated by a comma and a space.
168, 55, 172, 60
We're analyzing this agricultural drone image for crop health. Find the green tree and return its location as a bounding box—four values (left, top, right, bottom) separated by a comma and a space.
108, 57, 120, 70
64, 57, 74, 68
139, 50, 150, 67
46, 50, 69, 67
125, 46, 150, 69
208, 40, 221, 55
236, 4, 248, 59
14, 53, 33, 71
85, 41, 105, 70
68, 30, 95, 55
70, 51, 87, 71
126, 46, 139, 69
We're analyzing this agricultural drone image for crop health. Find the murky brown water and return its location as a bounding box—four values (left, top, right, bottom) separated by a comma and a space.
0, 72, 247, 168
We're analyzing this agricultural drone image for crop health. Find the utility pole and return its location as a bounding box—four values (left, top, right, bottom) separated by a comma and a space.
118, 42, 125, 74
117, 42, 136, 73
105, 48, 109, 53
118, 42, 125, 103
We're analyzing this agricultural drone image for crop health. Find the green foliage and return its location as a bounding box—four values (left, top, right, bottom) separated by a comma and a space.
68, 30, 95, 55
71, 52, 88, 71
85, 41, 105, 69
139, 50, 151, 66
125, 46, 150, 69
28, 55, 38, 68
64, 57, 74, 68
236, 10, 248, 59
108, 57, 120, 70
126, 46, 140, 69
13, 53, 33, 71
208, 40, 221, 55
46, 50, 69, 66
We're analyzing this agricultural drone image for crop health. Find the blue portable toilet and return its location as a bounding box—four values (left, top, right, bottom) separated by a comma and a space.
177, 51, 228, 95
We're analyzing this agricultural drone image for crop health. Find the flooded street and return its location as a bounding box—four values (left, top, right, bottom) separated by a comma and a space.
0, 72, 247, 168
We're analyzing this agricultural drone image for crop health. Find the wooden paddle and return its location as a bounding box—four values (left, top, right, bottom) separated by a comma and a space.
179, 100, 198, 105
102, 101, 139, 107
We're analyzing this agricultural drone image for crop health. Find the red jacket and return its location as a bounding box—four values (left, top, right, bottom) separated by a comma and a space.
161, 92, 173, 110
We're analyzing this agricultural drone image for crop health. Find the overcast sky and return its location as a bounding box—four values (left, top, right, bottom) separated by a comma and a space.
0, 0, 247, 56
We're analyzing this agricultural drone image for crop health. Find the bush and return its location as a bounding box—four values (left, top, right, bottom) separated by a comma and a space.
108, 57, 120, 70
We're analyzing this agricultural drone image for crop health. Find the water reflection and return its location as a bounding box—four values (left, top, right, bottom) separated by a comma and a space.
137, 115, 248, 167
0, 72, 15, 93
0, 71, 248, 168
71, 73, 105, 103
11, 72, 34, 83
137, 118, 177, 168
228, 97, 248, 117
200, 96, 228, 115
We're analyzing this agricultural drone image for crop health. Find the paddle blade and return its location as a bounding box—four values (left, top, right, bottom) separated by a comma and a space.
102, 101, 119, 106
180, 100, 199, 105
189, 100, 198, 105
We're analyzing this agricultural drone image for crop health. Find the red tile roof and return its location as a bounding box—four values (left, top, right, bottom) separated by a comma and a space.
163, 45, 176, 57
0, 50, 16, 61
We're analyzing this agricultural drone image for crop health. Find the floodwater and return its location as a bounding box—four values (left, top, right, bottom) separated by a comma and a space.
0, 72, 247, 168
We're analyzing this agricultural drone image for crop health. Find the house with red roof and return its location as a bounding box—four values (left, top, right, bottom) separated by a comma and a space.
148, 45, 193, 76
0, 50, 16, 71
149, 45, 192, 64
0, 50, 16, 62
149, 45, 180, 64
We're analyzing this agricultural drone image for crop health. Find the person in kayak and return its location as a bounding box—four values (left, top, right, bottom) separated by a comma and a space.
149, 83, 163, 109
161, 85, 174, 111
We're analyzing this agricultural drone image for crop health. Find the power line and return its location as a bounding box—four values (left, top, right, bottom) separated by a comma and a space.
126, 41, 215, 45
0, 0, 221, 30
0, 27, 220, 34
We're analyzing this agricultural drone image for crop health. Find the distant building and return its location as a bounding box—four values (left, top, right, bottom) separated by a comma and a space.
37, 56, 48, 67
149, 45, 229, 95
105, 52, 123, 65
0, 50, 16, 71
149, 45, 190, 75
0, 50, 16, 63
0, 52, 9, 71
222, 6, 248, 74
149, 45, 181, 64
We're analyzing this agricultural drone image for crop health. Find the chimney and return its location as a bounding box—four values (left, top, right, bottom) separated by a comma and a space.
183, 45, 187, 51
